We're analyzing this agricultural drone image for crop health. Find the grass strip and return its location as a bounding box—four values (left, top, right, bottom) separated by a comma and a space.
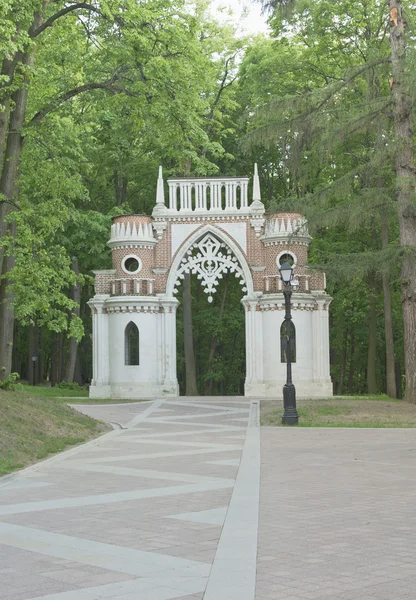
0, 390, 108, 476
261, 396, 416, 428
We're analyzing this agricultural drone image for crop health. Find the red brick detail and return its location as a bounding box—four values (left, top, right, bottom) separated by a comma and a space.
112, 247, 154, 278
94, 273, 114, 294
112, 215, 153, 226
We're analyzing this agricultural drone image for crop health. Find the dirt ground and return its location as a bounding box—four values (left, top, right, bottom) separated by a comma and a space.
261, 397, 416, 427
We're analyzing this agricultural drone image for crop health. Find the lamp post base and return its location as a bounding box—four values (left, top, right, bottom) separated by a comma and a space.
282, 383, 299, 426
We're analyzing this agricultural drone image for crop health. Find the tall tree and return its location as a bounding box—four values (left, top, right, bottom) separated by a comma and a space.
246, 0, 410, 397
182, 273, 198, 396
389, 1, 416, 403
1, 0, 244, 381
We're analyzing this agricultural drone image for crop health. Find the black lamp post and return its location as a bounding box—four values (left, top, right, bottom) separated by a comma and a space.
31, 353, 38, 386
279, 262, 299, 426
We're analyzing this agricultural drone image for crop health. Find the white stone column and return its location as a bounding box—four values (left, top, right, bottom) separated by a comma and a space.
91, 308, 98, 386
243, 296, 264, 394
96, 304, 110, 386
88, 295, 111, 398
320, 299, 332, 380
156, 306, 164, 384
312, 297, 332, 382
244, 302, 255, 383
161, 298, 179, 393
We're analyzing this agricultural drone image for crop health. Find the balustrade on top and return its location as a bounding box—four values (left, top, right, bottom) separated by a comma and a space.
264, 274, 310, 294
167, 178, 250, 213
110, 278, 155, 296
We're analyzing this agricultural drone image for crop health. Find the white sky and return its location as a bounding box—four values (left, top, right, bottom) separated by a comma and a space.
209, 0, 271, 35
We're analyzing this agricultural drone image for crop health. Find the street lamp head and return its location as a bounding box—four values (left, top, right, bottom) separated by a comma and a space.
32, 354, 38, 362
279, 262, 293, 284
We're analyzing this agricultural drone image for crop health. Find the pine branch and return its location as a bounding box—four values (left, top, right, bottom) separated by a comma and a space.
313, 245, 414, 281
244, 57, 390, 149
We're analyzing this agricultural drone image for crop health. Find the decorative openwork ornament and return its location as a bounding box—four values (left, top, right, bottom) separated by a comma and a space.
173, 233, 247, 302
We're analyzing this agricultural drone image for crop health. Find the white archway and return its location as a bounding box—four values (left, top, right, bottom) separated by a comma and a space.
166, 223, 259, 396
166, 224, 254, 299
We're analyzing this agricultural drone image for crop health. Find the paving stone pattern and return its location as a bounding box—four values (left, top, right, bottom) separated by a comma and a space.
257, 427, 416, 600
0, 398, 254, 600
1, 400, 416, 600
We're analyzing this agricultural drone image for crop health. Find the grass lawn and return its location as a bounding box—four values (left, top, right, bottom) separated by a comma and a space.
18, 385, 153, 404
0, 389, 109, 476
19, 384, 89, 398
261, 395, 416, 428
65, 398, 153, 404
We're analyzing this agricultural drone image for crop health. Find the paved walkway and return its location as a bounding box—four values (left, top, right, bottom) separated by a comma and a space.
0, 398, 415, 600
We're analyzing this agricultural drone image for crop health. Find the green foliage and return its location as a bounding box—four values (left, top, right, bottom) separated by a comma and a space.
2, 0, 412, 396
234, 0, 410, 395
177, 273, 246, 395
55, 381, 83, 390
0, 372, 20, 390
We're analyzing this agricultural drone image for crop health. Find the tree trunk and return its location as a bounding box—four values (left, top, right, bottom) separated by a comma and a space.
395, 360, 403, 399
0, 228, 15, 380
347, 329, 355, 393
381, 215, 397, 398
38, 327, 44, 384
0, 50, 35, 269
183, 273, 198, 395
389, 1, 416, 402
0, 99, 10, 166
50, 332, 59, 386
0, 53, 34, 380
205, 273, 229, 395
367, 277, 378, 394
336, 330, 347, 395
27, 325, 41, 385
0, 55, 18, 167
64, 258, 81, 382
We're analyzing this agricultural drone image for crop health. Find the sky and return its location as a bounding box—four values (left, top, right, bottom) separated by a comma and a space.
209, 0, 271, 35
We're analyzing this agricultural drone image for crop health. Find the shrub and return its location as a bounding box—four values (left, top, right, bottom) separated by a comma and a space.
56, 381, 83, 390
0, 372, 20, 390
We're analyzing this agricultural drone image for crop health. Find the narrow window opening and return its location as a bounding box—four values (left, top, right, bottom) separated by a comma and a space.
280, 321, 296, 363
125, 322, 140, 365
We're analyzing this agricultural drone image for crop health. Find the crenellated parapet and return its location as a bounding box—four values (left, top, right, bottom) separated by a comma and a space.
108, 216, 156, 249
262, 212, 311, 245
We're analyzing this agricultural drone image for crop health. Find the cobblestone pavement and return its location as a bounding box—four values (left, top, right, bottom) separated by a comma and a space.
257, 427, 416, 600
1, 400, 416, 600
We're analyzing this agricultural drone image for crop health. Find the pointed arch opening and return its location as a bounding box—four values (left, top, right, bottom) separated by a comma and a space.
281, 321, 296, 363
125, 321, 140, 366
166, 224, 254, 298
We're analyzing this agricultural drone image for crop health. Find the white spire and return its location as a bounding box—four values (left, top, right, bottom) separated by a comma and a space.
252, 163, 261, 202
156, 165, 165, 206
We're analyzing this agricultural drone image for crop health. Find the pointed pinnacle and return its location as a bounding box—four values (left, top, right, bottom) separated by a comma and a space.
253, 163, 261, 202
156, 165, 165, 205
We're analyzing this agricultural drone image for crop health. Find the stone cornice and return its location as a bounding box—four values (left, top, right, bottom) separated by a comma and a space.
261, 238, 311, 247
158, 214, 251, 222
102, 295, 180, 314
109, 243, 157, 250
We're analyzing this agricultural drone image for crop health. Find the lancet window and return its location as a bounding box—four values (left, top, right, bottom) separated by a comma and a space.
125, 322, 140, 365
281, 321, 296, 363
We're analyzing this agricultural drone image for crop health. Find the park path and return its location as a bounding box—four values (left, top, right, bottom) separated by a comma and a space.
1, 398, 416, 600
0, 397, 258, 600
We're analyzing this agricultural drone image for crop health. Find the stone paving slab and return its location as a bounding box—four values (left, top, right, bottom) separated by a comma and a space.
2, 399, 416, 600
0, 397, 255, 600
257, 427, 416, 600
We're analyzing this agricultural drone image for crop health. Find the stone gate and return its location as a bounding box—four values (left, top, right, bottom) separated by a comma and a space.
88, 165, 332, 399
